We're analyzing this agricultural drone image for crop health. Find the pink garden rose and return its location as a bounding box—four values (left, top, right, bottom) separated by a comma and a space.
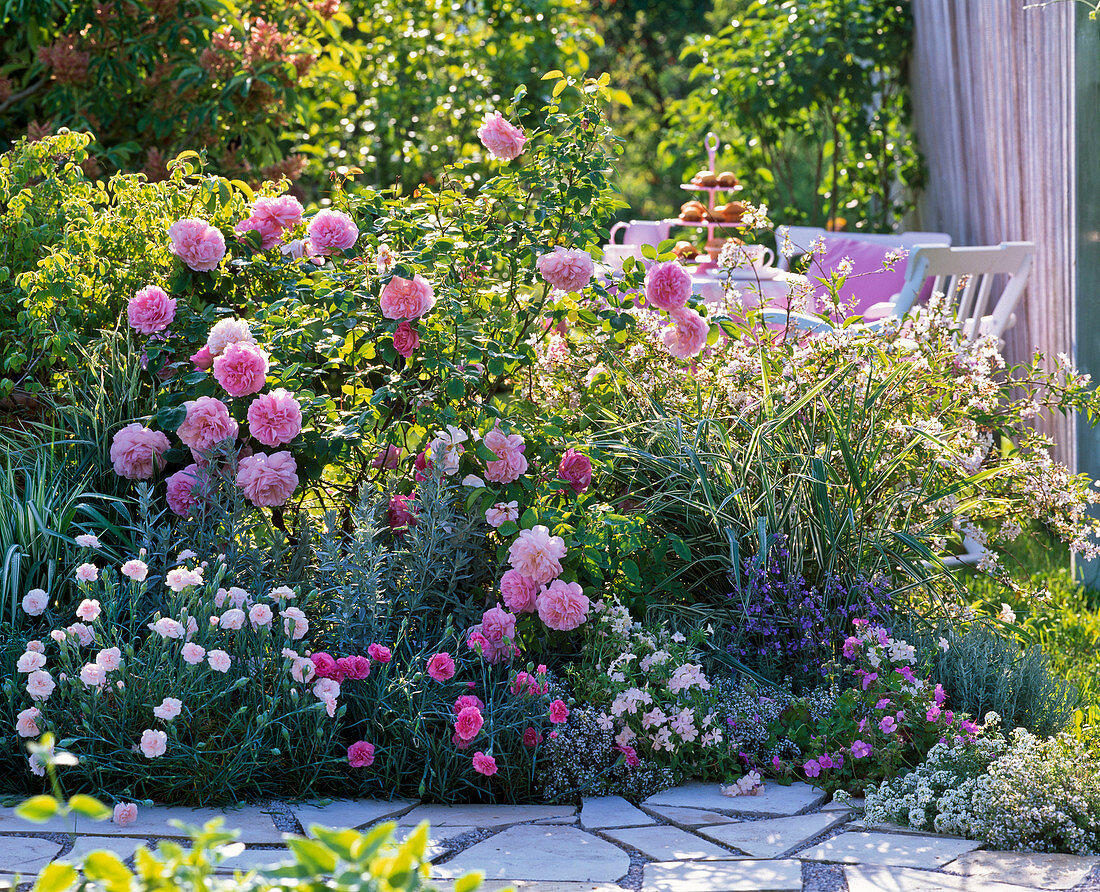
177, 396, 238, 456
392, 321, 420, 358
113, 803, 138, 825
22, 589, 48, 616
247, 389, 302, 447
380, 274, 435, 321
427, 651, 455, 682
454, 705, 484, 742
507, 525, 567, 585
387, 494, 417, 530
644, 260, 693, 311
558, 448, 592, 494
252, 195, 304, 230
168, 218, 226, 272
213, 341, 270, 398
485, 500, 519, 528
166, 464, 207, 517
347, 740, 376, 767
127, 285, 176, 335
234, 214, 283, 250
190, 345, 214, 370
536, 579, 590, 631
662, 306, 710, 360
110, 424, 170, 480
499, 569, 538, 614
306, 209, 358, 255
477, 111, 526, 161
537, 247, 594, 293
206, 318, 255, 357
472, 751, 498, 776
236, 451, 298, 507
372, 445, 403, 469
483, 425, 528, 484
139, 728, 167, 758
481, 605, 517, 645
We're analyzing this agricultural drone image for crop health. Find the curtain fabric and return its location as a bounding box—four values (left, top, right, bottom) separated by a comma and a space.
910, 0, 1076, 464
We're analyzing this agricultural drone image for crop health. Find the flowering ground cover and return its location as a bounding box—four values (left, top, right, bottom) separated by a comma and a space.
2, 73, 1100, 856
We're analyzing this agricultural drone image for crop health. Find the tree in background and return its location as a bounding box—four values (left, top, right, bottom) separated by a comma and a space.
669, 0, 920, 231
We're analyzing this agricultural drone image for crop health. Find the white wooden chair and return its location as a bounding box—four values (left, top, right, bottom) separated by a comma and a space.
762, 241, 1035, 341
774, 226, 952, 271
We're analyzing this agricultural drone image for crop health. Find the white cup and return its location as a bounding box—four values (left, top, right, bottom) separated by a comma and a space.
724, 243, 775, 269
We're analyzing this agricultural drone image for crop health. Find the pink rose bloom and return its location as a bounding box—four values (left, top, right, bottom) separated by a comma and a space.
486, 500, 519, 528
236, 451, 298, 507
153, 697, 182, 720
76, 598, 101, 621
139, 728, 167, 758
22, 588, 48, 616
536, 579, 590, 631
280, 238, 323, 264
453, 694, 485, 716
537, 247, 594, 292
500, 570, 538, 614
213, 341, 270, 398
207, 649, 231, 672
206, 318, 255, 358
427, 651, 456, 682
477, 111, 526, 161
483, 425, 528, 484
644, 260, 693, 311
113, 803, 138, 826
168, 218, 226, 272
558, 448, 592, 493
387, 494, 417, 529
454, 705, 484, 742
306, 209, 358, 255
181, 642, 206, 665
380, 274, 435, 320
337, 655, 371, 680
75, 563, 98, 583
248, 603, 273, 628
246, 389, 302, 447
235, 214, 283, 250
523, 727, 543, 748
507, 525, 567, 585
190, 344, 214, 371
481, 605, 516, 644
121, 560, 149, 582
372, 445, 403, 470
16, 707, 41, 738
472, 751, 498, 776
662, 306, 710, 360
166, 464, 208, 518
549, 698, 569, 724
26, 669, 55, 701
367, 643, 392, 664
127, 285, 176, 335
95, 647, 122, 671
178, 396, 239, 456
347, 740, 376, 767
253, 194, 304, 229
110, 424, 170, 480
392, 321, 420, 358
282, 606, 308, 640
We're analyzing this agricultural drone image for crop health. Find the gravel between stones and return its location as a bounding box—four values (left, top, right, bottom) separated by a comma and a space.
802, 861, 847, 892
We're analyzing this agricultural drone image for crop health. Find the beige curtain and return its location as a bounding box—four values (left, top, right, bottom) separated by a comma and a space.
910, 0, 1076, 464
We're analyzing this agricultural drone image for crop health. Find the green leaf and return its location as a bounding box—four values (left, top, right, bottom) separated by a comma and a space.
68, 794, 111, 821
33, 863, 77, 892
541, 70, 563, 80
454, 872, 484, 892
17, 795, 59, 823
83, 851, 133, 890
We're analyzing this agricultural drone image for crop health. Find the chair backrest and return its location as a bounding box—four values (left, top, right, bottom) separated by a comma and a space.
891, 241, 1035, 339
775, 226, 952, 270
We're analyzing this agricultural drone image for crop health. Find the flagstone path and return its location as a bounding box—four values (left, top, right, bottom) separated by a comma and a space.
1, 781, 1098, 891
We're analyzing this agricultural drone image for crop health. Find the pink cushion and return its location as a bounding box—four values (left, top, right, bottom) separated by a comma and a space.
807, 235, 913, 322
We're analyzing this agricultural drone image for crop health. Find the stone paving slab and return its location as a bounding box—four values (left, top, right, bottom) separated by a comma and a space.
400, 804, 576, 828
942, 851, 1098, 889
602, 825, 744, 861
0, 836, 64, 874
643, 806, 744, 828
697, 812, 846, 859
799, 832, 980, 868
432, 882, 624, 892
215, 846, 295, 873
579, 796, 656, 829
294, 798, 416, 835
0, 804, 284, 843
432, 825, 630, 883
644, 783, 825, 817
821, 796, 863, 813
62, 835, 145, 865
643, 858, 804, 891
845, 864, 1045, 892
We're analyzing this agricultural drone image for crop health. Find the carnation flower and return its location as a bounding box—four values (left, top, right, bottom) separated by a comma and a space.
558, 448, 592, 493
76, 598, 101, 621
477, 111, 526, 161
67, 622, 94, 645
548, 699, 569, 724
536, 579, 590, 631
499, 570, 538, 614
79, 662, 106, 688
206, 318, 256, 357
472, 751, 498, 776
121, 559, 149, 582
507, 525, 567, 585
154, 697, 182, 720
307, 209, 358, 255
74, 533, 100, 548
248, 603, 273, 628
662, 306, 710, 360
164, 567, 202, 593
177, 396, 239, 457
168, 218, 226, 271
139, 728, 167, 758
22, 588, 48, 616
367, 643, 392, 663
347, 740, 375, 767
181, 642, 206, 665
236, 451, 298, 507
113, 803, 138, 826
75, 563, 98, 583
220, 608, 245, 630
523, 727, 543, 748
16, 707, 41, 738
17, 651, 46, 673
247, 389, 302, 447
95, 647, 122, 672
427, 651, 456, 682
26, 669, 55, 701
537, 247, 594, 293
644, 260, 693, 311
454, 705, 484, 742
152, 617, 186, 638
213, 342, 270, 398
110, 424, 170, 480
207, 649, 232, 672
453, 694, 485, 716
337, 655, 371, 680
282, 606, 308, 640
380, 274, 435, 320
